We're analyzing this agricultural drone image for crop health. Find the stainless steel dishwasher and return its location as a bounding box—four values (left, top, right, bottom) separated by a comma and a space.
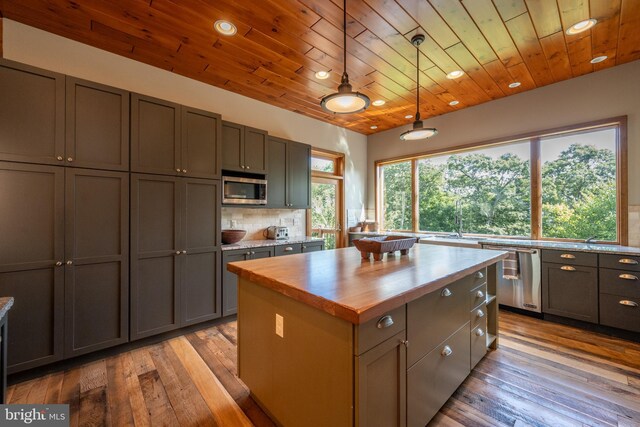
484, 246, 541, 313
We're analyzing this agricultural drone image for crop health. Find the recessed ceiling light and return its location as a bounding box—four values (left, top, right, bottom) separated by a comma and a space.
214, 20, 237, 36
449, 100, 459, 106
372, 100, 386, 106
370, 125, 378, 130
566, 18, 597, 35
404, 114, 413, 119
590, 55, 608, 64
508, 82, 521, 88
446, 70, 464, 79
315, 70, 330, 80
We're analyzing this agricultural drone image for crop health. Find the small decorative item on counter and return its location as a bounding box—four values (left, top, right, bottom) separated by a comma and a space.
348, 226, 362, 232
221, 229, 247, 244
353, 236, 417, 261
358, 221, 379, 232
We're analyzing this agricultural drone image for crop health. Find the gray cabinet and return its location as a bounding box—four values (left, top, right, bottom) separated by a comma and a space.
181, 107, 221, 179
267, 136, 310, 209
221, 121, 267, 173
0, 59, 65, 165
275, 243, 302, 256
64, 169, 129, 357
302, 241, 325, 252
66, 77, 129, 171
599, 255, 640, 332
222, 246, 274, 316
131, 175, 221, 339
542, 261, 599, 323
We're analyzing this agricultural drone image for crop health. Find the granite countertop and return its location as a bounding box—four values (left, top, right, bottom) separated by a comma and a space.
349, 231, 640, 256
227, 244, 507, 324
0, 297, 14, 321
221, 236, 324, 251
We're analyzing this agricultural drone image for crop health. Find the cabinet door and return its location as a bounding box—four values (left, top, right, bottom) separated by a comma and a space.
182, 107, 221, 179
131, 94, 181, 175
244, 126, 268, 173
542, 263, 598, 323
221, 121, 244, 172
64, 169, 129, 357
302, 242, 324, 253
0, 163, 64, 372
181, 178, 221, 325
65, 77, 129, 171
266, 137, 287, 208
356, 331, 406, 427
275, 243, 302, 256
131, 174, 181, 339
0, 59, 65, 165
287, 141, 311, 208
222, 250, 249, 316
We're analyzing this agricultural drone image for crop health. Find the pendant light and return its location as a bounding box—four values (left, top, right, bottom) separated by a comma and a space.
320, 0, 370, 114
400, 34, 437, 141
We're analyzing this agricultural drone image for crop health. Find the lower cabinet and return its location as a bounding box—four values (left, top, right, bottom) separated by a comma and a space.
222, 247, 273, 316
542, 262, 598, 323
302, 241, 325, 252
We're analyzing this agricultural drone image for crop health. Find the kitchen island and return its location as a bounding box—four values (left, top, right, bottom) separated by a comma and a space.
227, 244, 508, 427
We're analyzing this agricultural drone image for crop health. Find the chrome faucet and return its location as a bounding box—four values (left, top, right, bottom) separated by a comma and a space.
584, 236, 597, 243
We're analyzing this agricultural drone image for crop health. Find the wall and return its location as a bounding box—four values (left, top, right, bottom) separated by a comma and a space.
1, 19, 368, 213
368, 60, 640, 246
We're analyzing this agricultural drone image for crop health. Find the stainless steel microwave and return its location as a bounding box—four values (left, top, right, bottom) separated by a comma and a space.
222, 176, 267, 205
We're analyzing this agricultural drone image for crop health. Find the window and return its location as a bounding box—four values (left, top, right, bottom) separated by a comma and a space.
308, 150, 345, 249
376, 117, 627, 244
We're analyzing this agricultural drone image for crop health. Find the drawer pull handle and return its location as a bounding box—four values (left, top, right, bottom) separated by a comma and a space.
441, 288, 452, 297
55, 261, 63, 267
476, 309, 485, 318
619, 258, 639, 265
401, 339, 409, 347
284, 247, 293, 251
560, 266, 576, 271
441, 346, 453, 357
246, 251, 251, 256
476, 290, 485, 299
560, 254, 576, 259
475, 329, 485, 337
376, 315, 394, 329
619, 274, 639, 281
475, 271, 484, 279
619, 300, 639, 307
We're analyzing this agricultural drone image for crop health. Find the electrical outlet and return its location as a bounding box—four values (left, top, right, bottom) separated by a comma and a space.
293, 218, 300, 226
275, 313, 284, 337
230, 219, 238, 228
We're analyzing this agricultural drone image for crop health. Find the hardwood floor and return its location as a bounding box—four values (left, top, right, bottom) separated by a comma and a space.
7, 311, 640, 426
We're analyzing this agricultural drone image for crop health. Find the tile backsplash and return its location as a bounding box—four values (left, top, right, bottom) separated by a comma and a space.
221, 208, 307, 240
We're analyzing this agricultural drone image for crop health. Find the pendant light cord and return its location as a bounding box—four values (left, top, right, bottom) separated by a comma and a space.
342, 0, 347, 81
415, 41, 420, 120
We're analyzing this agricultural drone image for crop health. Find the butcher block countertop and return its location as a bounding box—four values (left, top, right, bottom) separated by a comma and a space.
227, 244, 507, 324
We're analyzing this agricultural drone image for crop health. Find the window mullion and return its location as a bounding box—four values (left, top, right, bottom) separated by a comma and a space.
412, 159, 419, 232
531, 138, 542, 240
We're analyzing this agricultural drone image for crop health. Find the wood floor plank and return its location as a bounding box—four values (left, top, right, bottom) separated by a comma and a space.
79, 385, 110, 427
106, 354, 135, 427
80, 359, 108, 393
25, 374, 50, 404
121, 353, 152, 427
44, 370, 65, 403
59, 368, 82, 427
9, 378, 36, 404
138, 369, 180, 427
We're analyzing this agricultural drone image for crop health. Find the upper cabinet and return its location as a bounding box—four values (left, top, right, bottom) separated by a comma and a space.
66, 77, 130, 171
132, 94, 221, 178
0, 59, 65, 165
267, 136, 311, 209
221, 121, 268, 174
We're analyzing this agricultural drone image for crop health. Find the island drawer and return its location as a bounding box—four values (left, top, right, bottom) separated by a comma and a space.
274, 243, 302, 256
472, 268, 487, 287
600, 268, 640, 298
471, 303, 487, 330
600, 293, 640, 333
407, 275, 471, 367
471, 321, 487, 369
542, 250, 597, 267
470, 283, 487, 310
600, 254, 640, 272
407, 322, 470, 427
356, 305, 406, 355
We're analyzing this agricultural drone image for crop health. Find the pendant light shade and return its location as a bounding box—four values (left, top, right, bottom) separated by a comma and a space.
320, 0, 370, 114
400, 34, 437, 141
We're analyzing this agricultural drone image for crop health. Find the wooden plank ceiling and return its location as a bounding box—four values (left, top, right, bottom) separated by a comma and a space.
1, 0, 638, 135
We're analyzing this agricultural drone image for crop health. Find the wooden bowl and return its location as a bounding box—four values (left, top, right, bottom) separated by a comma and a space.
353, 236, 417, 261
221, 229, 247, 244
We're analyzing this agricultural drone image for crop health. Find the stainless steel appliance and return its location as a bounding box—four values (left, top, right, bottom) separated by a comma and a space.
222, 175, 267, 205
266, 226, 289, 240
485, 246, 541, 313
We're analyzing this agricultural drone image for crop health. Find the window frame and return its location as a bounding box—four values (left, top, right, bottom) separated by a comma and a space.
375, 116, 628, 245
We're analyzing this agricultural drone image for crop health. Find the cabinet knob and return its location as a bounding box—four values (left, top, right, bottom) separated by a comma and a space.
475, 328, 485, 337
441, 288, 452, 297
284, 247, 293, 252
560, 265, 576, 271
67, 157, 73, 162
441, 345, 453, 357
56, 156, 63, 161
246, 251, 251, 256
251, 251, 255, 255
475, 271, 484, 279
175, 251, 181, 255
246, 166, 250, 170
619, 258, 639, 265
241, 165, 246, 169
376, 315, 394, 329
176, 168, 181, 173
619, 274, 638, 281
476, 309, 485, 318
560, 253, 576, 259
55, 261, 63, 267
619, 300, 639, 307
182, 250, 187, 254
401, 339, 409, 348
476, 290, 485, 299
302, 245, 306, 249
66, 260, 73, 265
182, 169, 187, 173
